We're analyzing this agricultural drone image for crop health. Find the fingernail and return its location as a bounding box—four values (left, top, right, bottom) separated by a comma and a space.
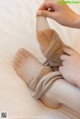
37, 11, 41, 16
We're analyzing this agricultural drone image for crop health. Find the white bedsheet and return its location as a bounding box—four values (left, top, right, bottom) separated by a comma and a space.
0, 0, 80, 119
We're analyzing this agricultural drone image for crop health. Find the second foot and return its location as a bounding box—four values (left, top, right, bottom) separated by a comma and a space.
13, 48, 43, 84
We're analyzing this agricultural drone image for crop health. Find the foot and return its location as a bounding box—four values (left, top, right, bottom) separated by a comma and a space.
36, 16, 65, 68
13, 48, 61, 108
37, 29, 54, 52
36, 16, 53, 53
13, 48, 43, 84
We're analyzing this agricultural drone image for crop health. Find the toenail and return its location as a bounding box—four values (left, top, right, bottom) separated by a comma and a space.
19, 48, 25, 53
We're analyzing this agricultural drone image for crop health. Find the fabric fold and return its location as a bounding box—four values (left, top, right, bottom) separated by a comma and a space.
29, 66, 62, 99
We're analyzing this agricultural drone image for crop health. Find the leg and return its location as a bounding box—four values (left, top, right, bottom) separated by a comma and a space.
36, 16, 66, 68
13, 48, 80, 114
36, 16, 79, 86
41, 79, 80, 114
13, 48, 60, 107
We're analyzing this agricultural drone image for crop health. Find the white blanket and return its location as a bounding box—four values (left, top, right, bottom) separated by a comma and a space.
0, 0, 80, 119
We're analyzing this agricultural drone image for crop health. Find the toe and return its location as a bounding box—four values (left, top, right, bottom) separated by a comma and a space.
17, 48, 30, 58
14, 64, 22, 78
14, 49, 27, 64
21, 49, 28, 57
13, 57, 21, 70
16, 48, 25, 58
18, 48, 37, 61
13, 62, 19, 70
20, 48, 34, 58
18, 48, 26, 54
13, 49, 25, 69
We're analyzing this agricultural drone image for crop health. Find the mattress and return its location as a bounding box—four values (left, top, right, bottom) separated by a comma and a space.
0, 0, 80, 119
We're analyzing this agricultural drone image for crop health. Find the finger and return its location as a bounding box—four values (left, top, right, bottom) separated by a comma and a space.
37, 10, 57, 20
37, 10, 52, 17
38, 1, 55, 11
62, 61, 65, 66
59, 66, 64, 72
38, 3, 48, 11
62, 47, 76, 56
60, 54, 69, 61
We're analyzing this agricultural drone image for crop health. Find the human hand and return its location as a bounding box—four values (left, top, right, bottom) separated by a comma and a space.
37, 0, 80, 28
59, 47, 80, 88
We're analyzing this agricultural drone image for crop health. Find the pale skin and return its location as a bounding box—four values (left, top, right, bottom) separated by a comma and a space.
13, 0, 80, 113
37, 0, 80, 87
60, 47, 80, 88
13, 48, 80, 113
37, 0, 80, 28
13, 15, 80, 112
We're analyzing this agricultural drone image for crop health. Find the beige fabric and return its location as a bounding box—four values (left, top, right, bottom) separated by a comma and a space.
36, 16, 80, 115
36, 16, 66, 67
36, 16, 50, 31
36, 16, 76, 86
43, 29, 65, 67
0, 0, 80, 119
29, 66, 61, 100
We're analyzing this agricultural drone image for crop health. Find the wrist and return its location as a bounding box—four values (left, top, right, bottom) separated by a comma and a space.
72, 14, 80, 29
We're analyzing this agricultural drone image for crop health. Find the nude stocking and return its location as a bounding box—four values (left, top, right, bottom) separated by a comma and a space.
13, 49, 80, 114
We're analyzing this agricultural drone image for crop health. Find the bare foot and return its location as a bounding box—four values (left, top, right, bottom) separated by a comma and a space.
13, 48, 43, 84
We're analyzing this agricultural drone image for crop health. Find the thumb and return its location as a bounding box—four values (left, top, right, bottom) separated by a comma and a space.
37, 10, 56, 19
